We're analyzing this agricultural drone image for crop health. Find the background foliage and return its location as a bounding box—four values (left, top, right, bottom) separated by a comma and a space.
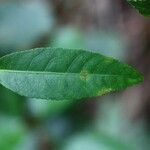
0, 0, 150, 150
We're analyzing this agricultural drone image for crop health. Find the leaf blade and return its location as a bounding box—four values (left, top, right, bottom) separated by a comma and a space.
127, 0, 150, 16
0, 47, 143, 100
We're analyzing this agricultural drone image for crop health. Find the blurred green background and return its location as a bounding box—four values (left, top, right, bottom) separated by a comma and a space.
0, 0, 150, 150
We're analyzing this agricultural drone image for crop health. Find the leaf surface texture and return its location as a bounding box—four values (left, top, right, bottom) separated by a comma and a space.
0, 47, 143, 100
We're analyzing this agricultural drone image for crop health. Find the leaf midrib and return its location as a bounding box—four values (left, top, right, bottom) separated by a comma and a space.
0, 69, 141, 79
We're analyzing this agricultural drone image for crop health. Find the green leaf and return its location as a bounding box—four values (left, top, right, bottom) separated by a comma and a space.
0, 47, 143, 100
127, 0, 150, 16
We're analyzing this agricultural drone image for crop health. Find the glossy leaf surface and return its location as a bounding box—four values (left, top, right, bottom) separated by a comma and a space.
0, 47, 143, 100
127, 0, 150, 16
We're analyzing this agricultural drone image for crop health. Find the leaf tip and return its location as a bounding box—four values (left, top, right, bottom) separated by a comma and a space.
132, 69, 144, 85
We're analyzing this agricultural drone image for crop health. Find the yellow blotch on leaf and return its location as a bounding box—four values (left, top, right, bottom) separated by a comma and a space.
80, 70, 89, 81
97, 88, 113, 96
